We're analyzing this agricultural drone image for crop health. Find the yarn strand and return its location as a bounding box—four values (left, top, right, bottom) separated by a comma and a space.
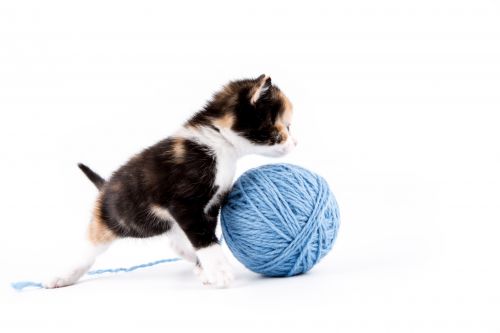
11, 257, 181, 291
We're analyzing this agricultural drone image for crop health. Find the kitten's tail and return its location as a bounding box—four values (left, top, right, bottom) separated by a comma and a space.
78, 163, 105, 190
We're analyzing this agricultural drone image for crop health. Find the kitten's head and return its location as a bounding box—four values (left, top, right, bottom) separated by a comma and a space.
190, 75, 297, 157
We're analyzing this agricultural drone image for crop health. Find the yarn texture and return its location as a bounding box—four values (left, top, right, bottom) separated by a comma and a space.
221, 163, 340, 277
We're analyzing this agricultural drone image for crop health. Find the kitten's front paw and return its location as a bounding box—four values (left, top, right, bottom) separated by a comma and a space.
196, 262, 234, 288
195, 245, 234, 288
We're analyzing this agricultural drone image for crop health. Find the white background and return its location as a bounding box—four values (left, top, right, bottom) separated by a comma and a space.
1, 0, 499, 332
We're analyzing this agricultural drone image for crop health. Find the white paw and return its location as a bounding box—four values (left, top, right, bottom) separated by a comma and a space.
43, 266, 89, 289
196, 262, 234, 288
193, 264, 203, 277
196, 245, 234, 288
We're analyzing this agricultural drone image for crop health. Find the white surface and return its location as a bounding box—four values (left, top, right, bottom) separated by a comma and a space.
1, 0, 499, 332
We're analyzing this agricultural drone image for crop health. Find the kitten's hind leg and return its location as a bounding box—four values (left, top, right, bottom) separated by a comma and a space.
43, 200, 116, 288
43, 240, 111, 289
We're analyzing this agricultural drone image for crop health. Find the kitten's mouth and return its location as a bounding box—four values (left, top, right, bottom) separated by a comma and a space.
272, 142, 296, 157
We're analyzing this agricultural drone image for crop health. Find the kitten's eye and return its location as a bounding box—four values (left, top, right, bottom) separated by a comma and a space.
286, 124, 291, 131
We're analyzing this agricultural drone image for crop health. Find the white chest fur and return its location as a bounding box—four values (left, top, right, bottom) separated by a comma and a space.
212, 143, 237, 190
175, 126, 238, 213
206, 142, 236, 212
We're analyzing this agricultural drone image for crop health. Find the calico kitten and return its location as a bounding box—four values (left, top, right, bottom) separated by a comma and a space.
44, 74, 296, 288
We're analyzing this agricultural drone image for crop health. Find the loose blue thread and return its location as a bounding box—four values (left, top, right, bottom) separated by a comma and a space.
11, 257, 181, 291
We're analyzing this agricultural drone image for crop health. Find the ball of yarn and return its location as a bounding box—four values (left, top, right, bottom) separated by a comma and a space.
221, 163, 340, 277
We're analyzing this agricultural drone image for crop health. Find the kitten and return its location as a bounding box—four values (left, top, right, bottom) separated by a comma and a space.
44, 74, 296, 288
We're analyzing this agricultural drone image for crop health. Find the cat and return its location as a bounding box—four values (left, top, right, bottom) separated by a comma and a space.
44, 74, 296, 288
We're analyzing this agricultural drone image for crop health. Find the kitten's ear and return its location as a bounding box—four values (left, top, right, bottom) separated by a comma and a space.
250, 74, 272, 104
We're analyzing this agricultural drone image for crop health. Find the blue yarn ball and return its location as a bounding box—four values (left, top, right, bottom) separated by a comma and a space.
221, 163, 340, 277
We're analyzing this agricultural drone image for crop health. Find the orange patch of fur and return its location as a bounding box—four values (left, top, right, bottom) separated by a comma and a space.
275, 123, 289, 143
212, 113, 235, 129
171, 137, 185, 163
88, 194, 116, 245
274, 91, 293, 143
279, 91, 293, 123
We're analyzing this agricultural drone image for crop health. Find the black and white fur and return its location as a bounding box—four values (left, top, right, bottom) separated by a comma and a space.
43, 75, 296, 288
